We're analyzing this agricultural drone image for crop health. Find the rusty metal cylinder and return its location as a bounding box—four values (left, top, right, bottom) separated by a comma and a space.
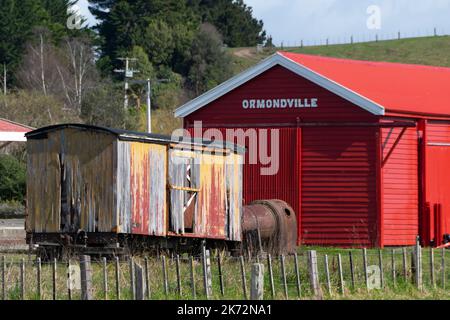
242, 203, 278, 239
242, 200, 298, 255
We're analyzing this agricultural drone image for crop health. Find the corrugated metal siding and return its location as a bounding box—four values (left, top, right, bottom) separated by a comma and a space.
185, 64, 380, 246
242, 128, 299, 223
382, 126, 419, 246
426, 121, 450, 245
27, 129, 116, 233
301, 127, 378, 246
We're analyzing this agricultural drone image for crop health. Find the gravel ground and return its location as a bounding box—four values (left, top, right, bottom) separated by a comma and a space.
0, 219, 24, 229
0, 219, 26, 249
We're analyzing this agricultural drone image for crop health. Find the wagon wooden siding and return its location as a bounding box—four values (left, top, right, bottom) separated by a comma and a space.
26, 125, 244, 246
226, 152, 244, 241
116, 141, 167, 236
27, 129, 116, 233
382, 125, 419, 246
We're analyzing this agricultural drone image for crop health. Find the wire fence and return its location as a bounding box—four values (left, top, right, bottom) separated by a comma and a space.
276, 26, 450, 48
0, 246, 448, 300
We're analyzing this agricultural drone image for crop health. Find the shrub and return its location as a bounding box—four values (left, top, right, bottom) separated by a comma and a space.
0, 155, 26, 202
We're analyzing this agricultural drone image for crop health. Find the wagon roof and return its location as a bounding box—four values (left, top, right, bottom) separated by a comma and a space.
26, 123, 246, 154
175, 51, 450, 120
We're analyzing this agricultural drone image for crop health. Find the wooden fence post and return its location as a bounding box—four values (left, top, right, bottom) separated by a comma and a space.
190, 256, 196, 299
415, 240, 423, 290
349, 252, 355, 290
67, 261, 72, 300
134, 262, 145, 300
1, 256, 5, 300
391, 249, 396, 287
20, 258, 25, 300
294, 253, 302, 298
324, 255, 332, 297
239, 256, 248, 300
363, 249, 369, 291
80, 255, 93, 301
378, 250, 384, 289
103, 257, 108, 300
115, 257, 121, 300
129, 257, 135, 300
430, 247, 435, 288
338, 254, 344, 295
442, 248, 446, 290
37, 257, 42, 300
267, 254, 275, 298
250, 263, 264, 300
402, 248, 408, 280
162, 256, 169, 297
144, 257, 151, 300
202, 248, 213, 299
307, 250, 322, 298
280, 255, 288, 299
52, 258, 57, 300
176, 255, 182, 297
217, 254, 225, 296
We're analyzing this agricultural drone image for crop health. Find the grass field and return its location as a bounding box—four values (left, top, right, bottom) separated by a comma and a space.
230, 35, 450, 71
1, 246, 448, 300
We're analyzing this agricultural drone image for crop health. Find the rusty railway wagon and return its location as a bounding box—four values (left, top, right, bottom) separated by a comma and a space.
25, 124, 297, 259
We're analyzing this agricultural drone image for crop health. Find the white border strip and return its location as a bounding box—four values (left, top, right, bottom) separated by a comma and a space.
0, 132, 27, 142
428, 142, 450, 147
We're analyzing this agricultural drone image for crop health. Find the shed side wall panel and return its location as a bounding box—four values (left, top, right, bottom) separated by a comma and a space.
426, 121, 450, 245
301, 127, 378, 247
382, 126, 419, 246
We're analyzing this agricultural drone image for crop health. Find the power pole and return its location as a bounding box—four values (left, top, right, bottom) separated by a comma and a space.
146, 79, 151, 133
129, 78, 169, 134
114, 57, 139, 109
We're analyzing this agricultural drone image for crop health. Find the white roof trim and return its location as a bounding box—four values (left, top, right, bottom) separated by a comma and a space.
175, 52, 385, 118
0, 132, 27, 142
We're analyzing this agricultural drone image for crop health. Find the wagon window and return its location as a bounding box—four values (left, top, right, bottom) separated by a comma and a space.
169, 154, 200, 234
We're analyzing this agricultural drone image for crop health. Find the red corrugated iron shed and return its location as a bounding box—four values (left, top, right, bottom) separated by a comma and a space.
176, 52, 450, 248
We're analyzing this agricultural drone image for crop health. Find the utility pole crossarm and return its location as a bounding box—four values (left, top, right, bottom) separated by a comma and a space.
114, 57, 140, 109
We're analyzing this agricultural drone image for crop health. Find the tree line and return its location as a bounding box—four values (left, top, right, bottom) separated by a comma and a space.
0, 0, 268, 203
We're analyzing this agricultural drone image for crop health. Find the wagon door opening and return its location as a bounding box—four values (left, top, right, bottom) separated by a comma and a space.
169, 153, 200, 234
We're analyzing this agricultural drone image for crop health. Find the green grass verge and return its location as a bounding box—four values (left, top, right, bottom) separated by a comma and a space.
1, 246, 448, 300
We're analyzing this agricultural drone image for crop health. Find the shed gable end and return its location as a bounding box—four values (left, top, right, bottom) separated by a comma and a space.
185, 65, 378, 126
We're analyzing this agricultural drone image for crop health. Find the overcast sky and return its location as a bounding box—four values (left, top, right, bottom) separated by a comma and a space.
78, 0, 450, 46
